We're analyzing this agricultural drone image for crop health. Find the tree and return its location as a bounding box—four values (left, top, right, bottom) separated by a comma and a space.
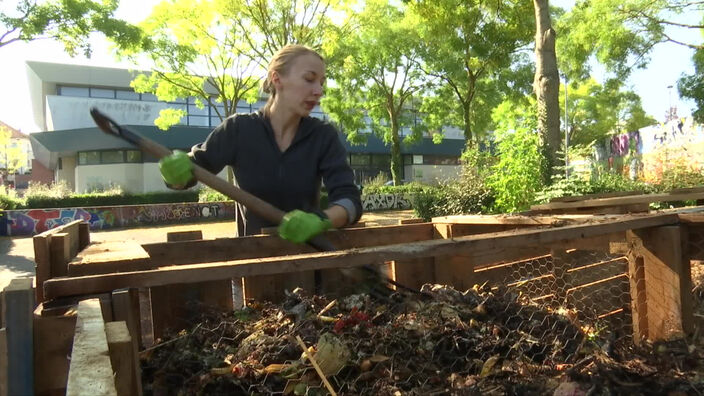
0, 126, 28, 178
557, 0, 703, 81
323, 0, 428, 185
533, 0, 562, 178
120, 0, 262, 131
408, 0, 534, 144
231, 0, 350, 65
562, 79, 655, 147
0, 0, 140, 56
679, 44, 704, 123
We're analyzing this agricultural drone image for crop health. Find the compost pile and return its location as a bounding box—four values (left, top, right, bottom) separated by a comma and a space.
142, 284, 704, 396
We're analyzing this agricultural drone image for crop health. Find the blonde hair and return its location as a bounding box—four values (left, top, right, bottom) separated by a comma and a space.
261, 44, 324, 116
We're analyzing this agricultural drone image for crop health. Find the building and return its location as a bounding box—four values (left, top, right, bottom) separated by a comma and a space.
27, 61, 465, 193
0, 120, 34, 189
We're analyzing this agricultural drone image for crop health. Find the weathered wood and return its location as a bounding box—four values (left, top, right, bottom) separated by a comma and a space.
67, 299, 117, 396
399, 218, 425, 224
166, 230, 203, 242
566, 274, 630, 318
473, 253, 552, 287
79, 222, 91, 250
111, 289, 142, 350
549, 190, 645, 203
33, 233, 51, 303
44, 213, 681, 299
105, 321, 141, 396
565, 256, 628, 287
50, 233, 71, 277
0, 328, 6, 396
68, 241, 152, 276
4, 278, 34, 396
151, 231, 233, 339
627, 240, 648, 344
532, 191, 704, 211
630, 226, 693, 340
33, 303, 77, 396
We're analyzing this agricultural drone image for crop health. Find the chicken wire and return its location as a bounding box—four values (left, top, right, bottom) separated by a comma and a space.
141, 248, 673, 395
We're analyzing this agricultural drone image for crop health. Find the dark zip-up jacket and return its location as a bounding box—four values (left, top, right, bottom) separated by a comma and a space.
188, 111, 362, 236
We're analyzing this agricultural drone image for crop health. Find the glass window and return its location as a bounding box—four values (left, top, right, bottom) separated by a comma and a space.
188, 103, 208, 116
59, 86, 89, 97
141, 93, 158, 102
403, 155, 413, 165
90, 88, 115, 98
423, 155, 459, 165
101, 150, 124, 164
188, 116, 210, 127
413, 155, 423, 165
350, 154, 371, 166
116, 90, 140, 100
78, 151, 100, 165
126, 150, 142, 163
371, 154, 390, 167
210, 116, 222, 127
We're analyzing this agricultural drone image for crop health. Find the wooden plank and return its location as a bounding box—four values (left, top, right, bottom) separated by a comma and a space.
399, 218, 425, 224
151, 231, 233, 339
4, 278, 34, 396
142, 223, 435, 267
44, 213, 682, 299
432, 214, 595, 225
50, 233, 71, 278
473, 253, 552, 287
68, 241, 152, 276
67, 299, 117, 396
631, 226, 693, 340
166, 230, 203, 242
0, 328, 5, 396
532, 191, 704, 211
105, 321, 141, 396
79, 222, 91, 250
565, 256, 628, 286
33, 303, 77, 396
627, 244, 648, 344
33, 234, 51, 303
111, 289, 142, 350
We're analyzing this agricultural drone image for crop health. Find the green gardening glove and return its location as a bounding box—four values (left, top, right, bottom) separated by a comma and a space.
159, 150, 194, 187
278, 210, 332, 244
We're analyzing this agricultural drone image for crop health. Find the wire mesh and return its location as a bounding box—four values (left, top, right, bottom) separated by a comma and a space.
140, 244, 703, 395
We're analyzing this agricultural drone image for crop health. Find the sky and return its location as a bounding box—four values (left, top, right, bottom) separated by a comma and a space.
0, 0, 701, 133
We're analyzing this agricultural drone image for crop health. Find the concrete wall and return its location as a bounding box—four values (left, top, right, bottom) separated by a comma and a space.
76, 163, 145, 193
57, 156, 76, 190
404, 164, 461, 185
0, 201, 236, 236
46, 96, 174, 130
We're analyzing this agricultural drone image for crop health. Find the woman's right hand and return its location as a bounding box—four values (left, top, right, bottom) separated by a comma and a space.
159, 150, 194, 188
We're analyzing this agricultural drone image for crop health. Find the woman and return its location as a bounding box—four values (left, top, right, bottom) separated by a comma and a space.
159, 44, 362, 243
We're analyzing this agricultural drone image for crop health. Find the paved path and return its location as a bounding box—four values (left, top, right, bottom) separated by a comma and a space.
0, 210, 417, 290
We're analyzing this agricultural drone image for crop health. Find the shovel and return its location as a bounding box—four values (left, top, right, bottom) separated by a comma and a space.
89, 108, 415, 296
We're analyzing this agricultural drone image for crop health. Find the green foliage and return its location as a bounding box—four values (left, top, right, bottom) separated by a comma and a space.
362, 182, 431, 196
0, 126, 29, 175
322, 0, 428, 185
0, 0, 141, 56
534, 173, 652, 204
0, 186, 22, 210
654, 165, 704, 193
679, 47, 704, 124
408, 0, 534, 142
411, 172, 494, 221
562, 79, 656, 148
487, 100, 546, 213
20, 181, 200, 209
198, 187, 230, 203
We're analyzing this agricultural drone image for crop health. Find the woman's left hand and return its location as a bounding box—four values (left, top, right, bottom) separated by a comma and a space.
278, 210, 332, 243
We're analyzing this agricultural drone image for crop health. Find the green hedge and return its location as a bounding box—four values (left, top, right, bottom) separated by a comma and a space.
23, 190, 201, 209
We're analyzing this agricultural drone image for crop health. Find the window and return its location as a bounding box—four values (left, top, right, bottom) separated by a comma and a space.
58, 86, 89, 97
371, 154, 390, 167
423, 155, 459, 165
78, 151, 100, 165
101, 150, 123, 164
413, 155, 423, 165
126, 150, 142, 163
188, 116, 210, 127
90, 88, 115, 98
116, 90, 140, 100
141, 93, 158, 102
350, 154, 371, 166
58, 158, 62, 170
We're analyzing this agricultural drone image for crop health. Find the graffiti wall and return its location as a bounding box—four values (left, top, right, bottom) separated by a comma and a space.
362, 194, 412, 211
588, 117, 704, 182
0, 201, 235, 237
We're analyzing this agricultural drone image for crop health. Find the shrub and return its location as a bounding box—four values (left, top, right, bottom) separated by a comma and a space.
199, 187, 230, 203
0, 186, 23, 210
411, 168, 494, 221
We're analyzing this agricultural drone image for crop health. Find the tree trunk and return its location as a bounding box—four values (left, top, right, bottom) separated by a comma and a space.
463, 100, 473, 145
389, 117, 402, 185
533, 0, 562, 180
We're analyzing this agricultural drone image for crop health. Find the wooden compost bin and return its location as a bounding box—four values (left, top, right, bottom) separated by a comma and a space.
12, 209, 704, 394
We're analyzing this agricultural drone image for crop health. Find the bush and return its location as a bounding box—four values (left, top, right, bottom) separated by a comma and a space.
411, 169, 494, 221
534, 173, 654, 204
199, 187, 231, 203
0, 186, 23, 210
